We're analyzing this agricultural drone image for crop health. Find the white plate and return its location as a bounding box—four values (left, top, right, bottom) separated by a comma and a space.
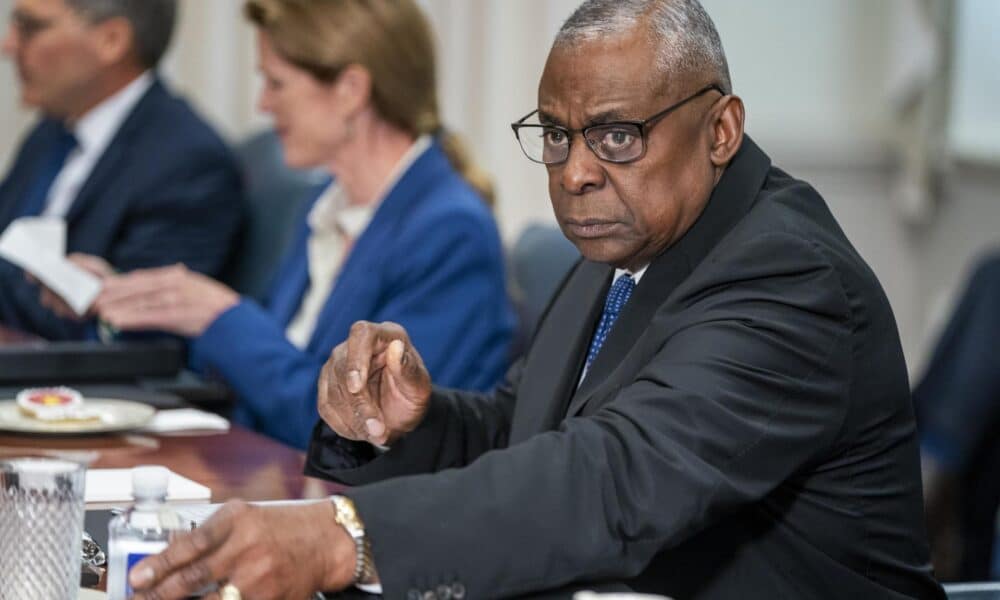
0, 398, 155, 434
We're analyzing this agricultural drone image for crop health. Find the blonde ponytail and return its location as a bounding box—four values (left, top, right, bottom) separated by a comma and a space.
437, 129, 495, 208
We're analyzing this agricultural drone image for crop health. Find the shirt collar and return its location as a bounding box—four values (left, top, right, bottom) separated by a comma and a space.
614, 263, 649, 285
309, 134, 433, 238
70, 71, 154, 154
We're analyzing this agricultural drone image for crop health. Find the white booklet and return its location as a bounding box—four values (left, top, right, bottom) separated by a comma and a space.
0, 217, 102, 315
85, 468, 212, 509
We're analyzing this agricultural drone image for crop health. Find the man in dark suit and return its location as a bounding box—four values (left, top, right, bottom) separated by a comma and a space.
0, 0, 243, 339
126, 1, 944, 599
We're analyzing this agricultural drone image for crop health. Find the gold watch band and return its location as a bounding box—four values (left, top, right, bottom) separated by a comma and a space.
330, 495, 377, 584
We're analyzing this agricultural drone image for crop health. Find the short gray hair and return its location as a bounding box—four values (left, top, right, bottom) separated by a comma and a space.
555, 0, 732, 94
65, 0, 177, 68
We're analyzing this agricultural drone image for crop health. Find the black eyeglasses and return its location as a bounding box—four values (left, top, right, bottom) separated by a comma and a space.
511, 84, 724, 165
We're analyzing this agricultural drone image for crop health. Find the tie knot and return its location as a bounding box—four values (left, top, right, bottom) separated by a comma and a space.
604, 273, 635, 316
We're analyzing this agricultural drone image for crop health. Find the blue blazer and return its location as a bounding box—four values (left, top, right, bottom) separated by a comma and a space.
190, 142, 514, 449
0, 78, 245, 339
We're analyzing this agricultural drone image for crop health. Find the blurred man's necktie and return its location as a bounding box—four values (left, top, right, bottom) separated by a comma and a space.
19, 125, 78, 218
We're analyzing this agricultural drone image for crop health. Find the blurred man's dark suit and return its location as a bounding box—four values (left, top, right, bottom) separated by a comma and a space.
0, 78, 244, 339
307, 137, 944, 599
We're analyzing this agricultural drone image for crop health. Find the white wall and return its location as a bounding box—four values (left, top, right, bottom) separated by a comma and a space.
950, 0, 1000, 162
705, 0, 894, 166
0, 0, 996, 375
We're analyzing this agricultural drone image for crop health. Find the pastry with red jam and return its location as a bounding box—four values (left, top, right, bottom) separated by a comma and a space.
16, 387, 100, 422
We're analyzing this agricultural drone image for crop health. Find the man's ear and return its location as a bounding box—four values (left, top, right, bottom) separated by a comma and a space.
93, 16, 135, 67
708, 93, 745, 167
332, 64, 373, 118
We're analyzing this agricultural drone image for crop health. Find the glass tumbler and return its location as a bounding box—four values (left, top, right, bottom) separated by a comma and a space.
0, 457, 87, 600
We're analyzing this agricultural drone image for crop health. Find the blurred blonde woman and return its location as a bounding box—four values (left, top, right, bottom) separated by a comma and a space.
90, 0, 514, 448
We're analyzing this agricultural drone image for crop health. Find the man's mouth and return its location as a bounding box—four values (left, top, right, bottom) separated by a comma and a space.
563, 219, 621, 239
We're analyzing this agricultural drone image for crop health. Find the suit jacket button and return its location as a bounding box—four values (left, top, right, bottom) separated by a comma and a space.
435, 584, 453, 599
451, 583, 466, 599
407, 590, 422, 600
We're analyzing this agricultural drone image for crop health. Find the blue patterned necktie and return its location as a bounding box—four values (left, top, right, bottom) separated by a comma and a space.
18, 124, 78, 218
583, 273, 636, 376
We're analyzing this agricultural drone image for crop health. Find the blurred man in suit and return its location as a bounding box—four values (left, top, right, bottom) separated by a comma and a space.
914, 249, 1000, 580
126, 1, 945, 598
0, 0, 243, 340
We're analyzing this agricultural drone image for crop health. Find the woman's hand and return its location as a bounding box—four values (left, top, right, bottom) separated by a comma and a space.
94, 263, 239, 337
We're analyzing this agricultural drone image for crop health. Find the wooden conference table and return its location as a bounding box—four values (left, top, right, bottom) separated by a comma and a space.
0, 422, 347, 595
0, 424, 342, 504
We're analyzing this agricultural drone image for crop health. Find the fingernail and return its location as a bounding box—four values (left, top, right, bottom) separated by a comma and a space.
347, 370, 362, 393
366, 418, 385, 438
130, 565, 153, 587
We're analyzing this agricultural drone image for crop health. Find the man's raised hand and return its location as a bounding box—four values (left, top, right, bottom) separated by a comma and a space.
318, 321, 432, 446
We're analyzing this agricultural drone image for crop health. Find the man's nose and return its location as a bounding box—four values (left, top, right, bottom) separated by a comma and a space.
559, 137, 605, 195
1, 23, 20, 58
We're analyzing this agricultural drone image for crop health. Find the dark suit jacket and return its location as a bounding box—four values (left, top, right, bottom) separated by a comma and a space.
189, 142, 514, 449
306, 138, 944, 599
0, 78, 244, 339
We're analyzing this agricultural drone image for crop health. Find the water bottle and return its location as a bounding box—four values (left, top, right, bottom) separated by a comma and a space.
106, 466, 184, 600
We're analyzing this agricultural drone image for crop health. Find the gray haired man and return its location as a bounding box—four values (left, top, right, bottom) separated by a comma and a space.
127, 1, 945, 598
4, 0, 175, 120
0, 0, 243, 340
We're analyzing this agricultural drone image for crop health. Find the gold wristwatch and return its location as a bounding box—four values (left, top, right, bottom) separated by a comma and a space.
330, 495, 377, 585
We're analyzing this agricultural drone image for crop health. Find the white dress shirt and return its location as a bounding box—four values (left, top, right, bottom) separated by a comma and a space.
284, 135, 433, 349
42, 72, 154, 218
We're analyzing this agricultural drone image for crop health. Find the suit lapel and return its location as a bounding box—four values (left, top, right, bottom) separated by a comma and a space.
272, 247, 310, 326
306, 142, 449, 350
568, 252, 691, 414
271, 188, 327, 326
566, 136, 773, 417
64, 80, 164, 223
509, 260, 610, 443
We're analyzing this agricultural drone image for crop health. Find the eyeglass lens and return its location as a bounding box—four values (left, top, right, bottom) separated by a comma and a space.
516, 122, 645, 165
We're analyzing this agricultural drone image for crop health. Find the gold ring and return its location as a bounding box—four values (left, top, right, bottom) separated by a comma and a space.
220, 583, 242, 600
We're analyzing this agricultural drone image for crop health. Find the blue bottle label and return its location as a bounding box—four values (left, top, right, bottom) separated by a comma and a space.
125, 552, 151, 596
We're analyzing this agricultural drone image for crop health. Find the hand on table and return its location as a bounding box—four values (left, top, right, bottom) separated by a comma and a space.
129, 499, 358, 600
93, 263, 239, 338
32, 253, 115, 320
319, 321, 432, 447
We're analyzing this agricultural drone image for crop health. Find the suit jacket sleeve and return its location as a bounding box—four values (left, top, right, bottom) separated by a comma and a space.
193, 206, 512, 450
0, 261, 90, 339
319, 232, 855, 598
305, 360, 521, 482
